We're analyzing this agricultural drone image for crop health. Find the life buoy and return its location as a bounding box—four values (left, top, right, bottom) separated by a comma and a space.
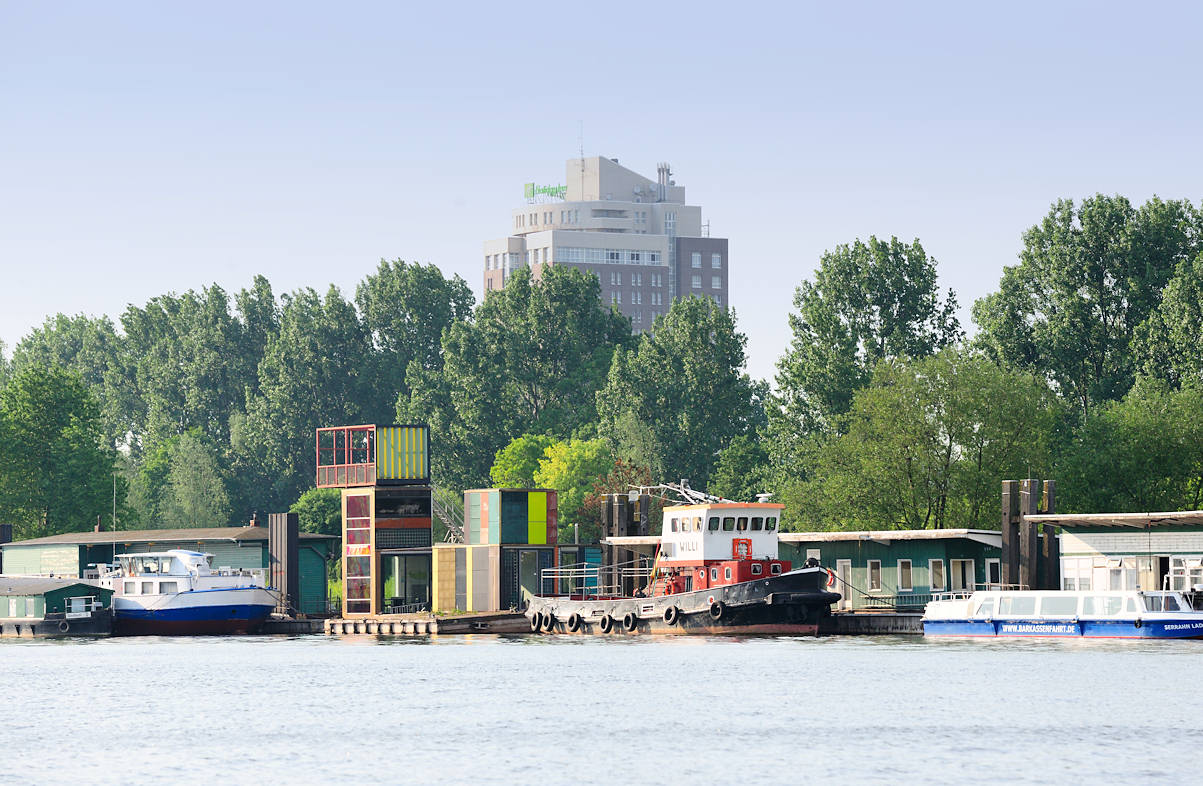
542, 613, 557, 632
826, 569, 836, 589
58, 620, 70, 633
622, 612, 638, 631
599, 614, 614, 633
566, 613, 583, 632
709, 601, 726, 621
664, 606, 680, 626
530, 612, 542, 632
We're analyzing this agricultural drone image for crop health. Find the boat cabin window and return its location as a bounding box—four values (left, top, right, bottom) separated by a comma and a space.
765, 517, 777, 531
693, 517, 702, 531
711, 568, 718, 581
752, 563, 763, 576
722, 517, 735, 532
124, 581, 136, 595
670, 518, 678, 532
141, 581, 154, 595
770, 563, 782, 575
1126, 597, 1139, 613
736, 517, 748, 531
751, 517, 763, 531
974, 597, 994, 618
1145, 595, 1181, 612
159, 581, 179, 594
998, 596, 1036, 616
724, 567, 732, 580
1040, 596, 1079, 616
708, 517, 719, 531
1082, 596, 1123, 616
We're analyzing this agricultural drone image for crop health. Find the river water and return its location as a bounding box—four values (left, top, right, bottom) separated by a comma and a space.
2, 633, 1196, 784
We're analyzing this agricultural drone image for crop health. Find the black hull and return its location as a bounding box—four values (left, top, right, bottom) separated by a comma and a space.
526, 567, 840, 635
0, 612, 112, 638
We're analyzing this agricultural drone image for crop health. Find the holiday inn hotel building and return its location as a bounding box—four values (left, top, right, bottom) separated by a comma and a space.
483, 156, 728, 330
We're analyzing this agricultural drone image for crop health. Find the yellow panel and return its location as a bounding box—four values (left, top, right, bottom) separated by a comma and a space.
527, 491, 546, 545
376, 426, 430, 480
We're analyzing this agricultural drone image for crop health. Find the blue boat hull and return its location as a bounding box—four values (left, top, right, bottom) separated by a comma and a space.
113, 603, 275, 636
924, 619, 1203, 639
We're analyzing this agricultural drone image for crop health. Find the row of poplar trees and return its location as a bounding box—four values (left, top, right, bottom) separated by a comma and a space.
2, 194, 1202, 540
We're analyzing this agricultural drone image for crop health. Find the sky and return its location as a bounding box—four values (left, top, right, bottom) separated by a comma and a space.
3, 2, 1203, 382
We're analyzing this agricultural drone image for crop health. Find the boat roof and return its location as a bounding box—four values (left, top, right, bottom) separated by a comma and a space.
779, 529, 1002, 547
116, 549, 208, 559
0, 576, 105, 596
2, 525, 337, 548
1023, 511, 1203, 529
663, 502, 785, 513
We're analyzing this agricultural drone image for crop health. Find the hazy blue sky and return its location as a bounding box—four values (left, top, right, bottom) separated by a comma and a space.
3, 2, 1202, 381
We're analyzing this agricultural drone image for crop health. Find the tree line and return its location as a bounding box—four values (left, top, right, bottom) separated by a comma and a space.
2, 193, 1202, 539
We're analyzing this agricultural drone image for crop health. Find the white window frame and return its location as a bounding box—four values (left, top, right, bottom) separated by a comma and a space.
712, 253, 722, 269
897, 559, 913, 592
691, 251, 702, 268
929, 559, 946, 592
867, 560, 882, 592
986, 558, 1001, 588
691, 274, 702, 289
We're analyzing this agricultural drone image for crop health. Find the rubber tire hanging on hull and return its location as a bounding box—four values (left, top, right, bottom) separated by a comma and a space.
599, 614, 614, 633
566, 613, 583, 632
622, 612, 638, 631
709, 601, 726, 621
664, 606, 680, 626
542, 613, 557, 632
530, 613, 542, 632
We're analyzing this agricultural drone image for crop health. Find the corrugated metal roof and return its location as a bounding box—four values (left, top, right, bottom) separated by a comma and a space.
2, 526, 337, 548
0, 576, 104, 596
1023, 511, 1203, 528
779, 529, 1003, 547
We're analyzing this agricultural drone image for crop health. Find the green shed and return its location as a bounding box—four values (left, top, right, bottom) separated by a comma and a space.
779, 529, 1003, 611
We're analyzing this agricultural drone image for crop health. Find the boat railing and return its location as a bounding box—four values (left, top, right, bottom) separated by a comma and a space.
541, 556, 654, 600
863, 593, 933, 610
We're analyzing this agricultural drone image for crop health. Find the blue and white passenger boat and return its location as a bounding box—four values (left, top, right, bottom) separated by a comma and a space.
99, 550, 277, 635
923, 588, 1203, 639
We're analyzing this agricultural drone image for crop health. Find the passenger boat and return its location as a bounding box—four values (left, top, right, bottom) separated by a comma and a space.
99, 550, 277, 635
526, 485, 839, 635
923, 588, 1203, 639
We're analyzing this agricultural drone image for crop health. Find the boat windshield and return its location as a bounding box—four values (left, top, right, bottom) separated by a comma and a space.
1144, 594, 1184, 612
123, 556, 175, 575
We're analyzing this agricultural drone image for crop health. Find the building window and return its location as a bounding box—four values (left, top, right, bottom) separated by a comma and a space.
712, 253, 722, 269
630, 251, 641, 263
616, 291, 622, 304
633, 272, 642, 286
691, 274, 702, 289
691, 251, 701, 268
898, 560, 913, 592
610, 293, 617, 304
868, 560, 882, 591
712, 294, 721, 306
929, 559, 945, 591
649, 252, 660, 263
711, 275, 721, 289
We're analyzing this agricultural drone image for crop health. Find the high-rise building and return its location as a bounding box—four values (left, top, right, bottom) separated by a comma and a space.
483, 156, 728, 331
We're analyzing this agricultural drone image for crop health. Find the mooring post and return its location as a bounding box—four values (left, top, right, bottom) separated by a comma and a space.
1018, 479, 1040, 590
1001, 481, 1020, 586
1040, 480, 1059, 590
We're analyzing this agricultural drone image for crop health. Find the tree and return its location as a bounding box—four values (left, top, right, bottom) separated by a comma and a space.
161, 430, 232, 528
773, 236, 961, 436
709, 434, 771, 503
356, 259, 473, 414
533, 437, 614, 529
596, 296, 758, 490
0, 340, 8, 387
290, 487, 343, 536
402, 266, 631, 490
0, 366, 123, 539
1133, 252, 1203, 388
235, 285, 376, 512
10, 314, 134, 448
974, 195, 1202, 418
490, 433, 557, 488
1056, 382, 1203, 513
792, 349, 1056, 531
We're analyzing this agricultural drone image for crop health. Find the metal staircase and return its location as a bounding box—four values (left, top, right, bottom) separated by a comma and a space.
431, 487, 465, 543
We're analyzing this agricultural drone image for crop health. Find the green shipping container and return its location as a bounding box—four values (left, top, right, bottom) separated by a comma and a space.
463, 489, 557, 546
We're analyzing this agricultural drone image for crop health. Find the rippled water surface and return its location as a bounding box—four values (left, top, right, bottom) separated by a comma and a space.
2, 633, 1196, 784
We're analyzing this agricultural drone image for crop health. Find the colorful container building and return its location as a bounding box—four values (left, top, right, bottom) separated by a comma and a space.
316, 424, 433, 616
431, 489, 594, 613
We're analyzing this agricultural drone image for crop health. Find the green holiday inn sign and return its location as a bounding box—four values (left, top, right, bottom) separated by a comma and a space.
524, 182, 567, 199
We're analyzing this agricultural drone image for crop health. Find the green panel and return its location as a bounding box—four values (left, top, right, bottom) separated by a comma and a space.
527, 492, 547, 545
500, 491, 528, 544
467, 493, 481, 544
488, 491, 500, 544
299, 547, 328, 615
0, 545, 81, 577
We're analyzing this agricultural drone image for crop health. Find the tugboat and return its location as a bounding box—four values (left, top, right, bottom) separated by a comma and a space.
526, 485, 839, 635
99, 550, 277, 635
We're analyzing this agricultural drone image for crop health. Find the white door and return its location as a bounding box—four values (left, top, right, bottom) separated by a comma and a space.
950, 559, 975, 591
836, 559, 853, 611
985, 558, 1001, 589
